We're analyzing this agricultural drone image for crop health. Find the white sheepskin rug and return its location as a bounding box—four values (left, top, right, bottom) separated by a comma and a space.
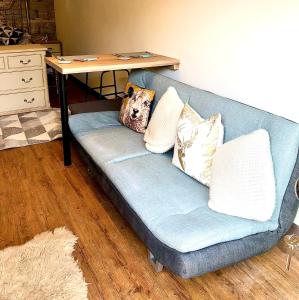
0, 227, 88, 300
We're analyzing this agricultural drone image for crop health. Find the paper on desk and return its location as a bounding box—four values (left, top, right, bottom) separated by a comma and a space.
57, 55, 98, 62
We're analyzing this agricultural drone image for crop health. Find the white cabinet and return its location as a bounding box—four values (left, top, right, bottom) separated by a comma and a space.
0, 57, 4, 70
0, 44, 50, 116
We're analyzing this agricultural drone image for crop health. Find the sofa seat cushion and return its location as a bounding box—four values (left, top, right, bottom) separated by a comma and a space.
72, 127, 150, 168
69, 111, 121, 137
105, 153, 275, 253
69, 111, 151, 168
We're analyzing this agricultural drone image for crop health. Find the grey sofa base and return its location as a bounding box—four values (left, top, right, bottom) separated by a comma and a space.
74, 139, 299, 278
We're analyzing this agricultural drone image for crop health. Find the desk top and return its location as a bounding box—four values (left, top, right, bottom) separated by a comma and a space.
45, 53, 180, 74
0, 44, 47, 54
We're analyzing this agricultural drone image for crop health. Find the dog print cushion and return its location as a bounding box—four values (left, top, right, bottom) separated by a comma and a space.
119, 82, 155, 133
172, 104, 224, 187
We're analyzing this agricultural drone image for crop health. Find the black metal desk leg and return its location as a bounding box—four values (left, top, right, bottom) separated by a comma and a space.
58, 73, 72, 166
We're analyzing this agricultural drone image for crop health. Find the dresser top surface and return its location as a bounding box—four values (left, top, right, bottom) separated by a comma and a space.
0, 44, 47, 54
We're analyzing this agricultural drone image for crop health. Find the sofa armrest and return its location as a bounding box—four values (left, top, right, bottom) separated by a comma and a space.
69, 99, 122, 115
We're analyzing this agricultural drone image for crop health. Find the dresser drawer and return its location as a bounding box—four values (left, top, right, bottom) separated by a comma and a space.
0, 57, 4, 69
0, 90, 46, 113
7, 54, 42, 69
0, 70, 44, 92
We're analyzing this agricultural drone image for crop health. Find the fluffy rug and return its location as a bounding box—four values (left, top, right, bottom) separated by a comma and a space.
0, 109, 62, 150
0, 228, 88, 300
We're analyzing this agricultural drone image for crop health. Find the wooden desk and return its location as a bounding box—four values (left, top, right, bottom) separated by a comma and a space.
45, 53, 180, 166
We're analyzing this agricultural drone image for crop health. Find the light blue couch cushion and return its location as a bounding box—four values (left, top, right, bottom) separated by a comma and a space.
69, 111, 150, 169
69, 111, 121, 137
188, 89, 299, 226
129, 69, 194, 111
105, 153, 275, 252
72, 128, 150, 170
129, 70, 299, 229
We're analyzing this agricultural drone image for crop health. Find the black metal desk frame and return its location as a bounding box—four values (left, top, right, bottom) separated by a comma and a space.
46, 54, 180, 166
58, 74, 71, 166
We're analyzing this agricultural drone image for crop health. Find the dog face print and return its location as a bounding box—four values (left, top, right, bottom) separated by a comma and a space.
119, 83, 155, 133
125, 90, 151, 133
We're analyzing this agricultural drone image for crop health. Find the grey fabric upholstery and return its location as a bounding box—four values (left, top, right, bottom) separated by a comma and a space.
69, 99, 122, 115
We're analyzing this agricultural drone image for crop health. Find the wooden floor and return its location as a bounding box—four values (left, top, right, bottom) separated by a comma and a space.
0, 141, 298, 300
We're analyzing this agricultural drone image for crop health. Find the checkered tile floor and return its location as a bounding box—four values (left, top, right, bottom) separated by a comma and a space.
0, 109, 62, 150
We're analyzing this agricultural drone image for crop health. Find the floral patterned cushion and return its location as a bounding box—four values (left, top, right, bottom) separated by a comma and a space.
172, 104, 224, 186
119, 82, 155, 133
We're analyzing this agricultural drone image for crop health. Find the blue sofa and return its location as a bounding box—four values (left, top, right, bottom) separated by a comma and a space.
69, 69, 299, 278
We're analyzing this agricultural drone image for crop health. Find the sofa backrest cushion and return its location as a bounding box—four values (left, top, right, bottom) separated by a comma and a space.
128, 69, 299, 227
129, 70, 195, 111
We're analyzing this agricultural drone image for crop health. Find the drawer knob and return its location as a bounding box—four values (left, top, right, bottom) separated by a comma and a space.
19, 59, 32, 65
24, 98, 35, 104
22, 77, 33, 83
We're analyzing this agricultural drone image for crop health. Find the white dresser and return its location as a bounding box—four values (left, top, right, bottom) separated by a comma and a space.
0, 44, 50, 116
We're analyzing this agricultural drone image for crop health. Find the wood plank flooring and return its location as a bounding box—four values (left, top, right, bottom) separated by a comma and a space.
0, 141, 298, 300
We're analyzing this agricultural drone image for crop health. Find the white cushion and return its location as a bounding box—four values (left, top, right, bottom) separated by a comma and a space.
144, 87, 183, 153
208, 129, 276, 222
172, 104, 224, 186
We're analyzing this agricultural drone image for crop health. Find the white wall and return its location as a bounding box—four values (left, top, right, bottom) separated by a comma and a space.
54, 0, 299, 224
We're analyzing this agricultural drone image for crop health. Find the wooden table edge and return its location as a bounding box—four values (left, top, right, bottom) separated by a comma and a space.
45, 56, 180, 74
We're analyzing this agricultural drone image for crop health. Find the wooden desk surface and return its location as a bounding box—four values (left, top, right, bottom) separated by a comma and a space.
0, 44, 47, 54
45, 53, 180, 74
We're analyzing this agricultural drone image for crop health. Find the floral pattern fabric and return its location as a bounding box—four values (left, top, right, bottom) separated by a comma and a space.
172, 104, 224, 186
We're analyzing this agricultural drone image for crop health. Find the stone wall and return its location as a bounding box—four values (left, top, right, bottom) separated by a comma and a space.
0, 0, 56, 40
30, 0, 56, 40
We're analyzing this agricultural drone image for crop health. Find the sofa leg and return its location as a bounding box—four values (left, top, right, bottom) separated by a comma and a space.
148, 250, 163, 272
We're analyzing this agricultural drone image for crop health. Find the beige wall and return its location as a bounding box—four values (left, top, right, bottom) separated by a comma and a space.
54, 0, 299, 224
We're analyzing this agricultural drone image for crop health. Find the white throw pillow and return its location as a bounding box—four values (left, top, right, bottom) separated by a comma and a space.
144, 87, 184, 153
208, 129, 276, 222
172, 104, 224, 186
